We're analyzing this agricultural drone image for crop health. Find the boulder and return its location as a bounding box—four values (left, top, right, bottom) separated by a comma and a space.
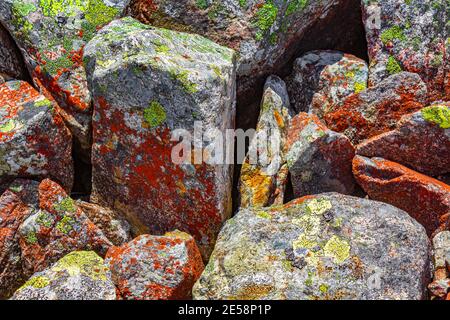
193, 193, 431, 300
84, 17, 236, 258
106, 231, 204, 300
428, 231, 450, 299
0, 80, 73, 191
356, 104, 450, 177
285, 113, 355, 198
353, 155, 450, 237
11, 251, 116, 300
0, 23, 28, 80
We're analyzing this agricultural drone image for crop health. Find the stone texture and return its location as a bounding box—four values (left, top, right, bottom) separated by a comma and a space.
353, 155, 450, 237
11, 251, 116, 300
286, 50, 368, 115
361, 0, 448, 101
0, 0, 130, 155
239, 75, 293, 208
193, 193, 431, 300
428, 231, 450, 299
324, 72, 427, 144
106, 231, 204, 300
0, 80, 73, 192
84, 17, 236, 259
285, 113, 355, 198
356, 104, 450, 177
0, 23, 28, 80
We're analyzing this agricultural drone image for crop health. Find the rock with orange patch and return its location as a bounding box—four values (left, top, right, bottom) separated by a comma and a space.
84, 17, 236, 259
0, 24, 28, 80
285, 50, 368, 115
0, 80, 73, 191
324, 72, 427, 144
239, 75, 293, 208
353, 155, 450, 236
362, 0, 448, 101
356, 104, 450, 177
105, 231, 204, 300
285, 113, 355, 198
428, 231, 450, 299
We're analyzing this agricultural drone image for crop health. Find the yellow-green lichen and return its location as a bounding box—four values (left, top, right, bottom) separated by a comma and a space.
54, 197, 77, 213
51, 251, 108, 281
55, 215, 75, 234
421, 105, 450, 129
143, 101, 167, 128
34, 98, 52, 108
168, 69, 198, 94
292, 233, 318, 250
386, 56, 402, 75
354, 82, 367, 94
25, 231, 38, 244
0, 119, 17, 133
380, 25, 405, 45
20, 276, 50, 290
323, 235, 350, 264
254, 3, 278, 41
36, 211, 54, 228
305, 198, 332, 215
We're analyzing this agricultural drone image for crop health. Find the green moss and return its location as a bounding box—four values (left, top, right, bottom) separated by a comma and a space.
386, 56, 402, 75
20, 276, 50, 289
286, 0, 308, 15
12, 0, 37, 16
143, 101, 167, 128
0, 119, 17, 133
255, 2, 278, 39
55, 215, 75, 234
54, 197, 77, 213
421, 105, 450, 129
196, 0, 209, 9
380, 25, 406, 45
323, 235, 350, 264
239, 0, 247, 8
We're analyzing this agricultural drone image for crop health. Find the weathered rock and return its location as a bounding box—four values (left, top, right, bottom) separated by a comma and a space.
356, 104, 450, 177
239, 75, 293, 208
193, 193, 431, 300
84, 17, 236, 258
362, 0, 448, 101
286, 50, 368, 115
0, 0, 130, 155
285, 113, 355, 198
76, 201, 132, 246
428, 231, 450, 299
106, 231, 204, 300
324, 72, 427, 144
11, 251, 116, 300
353, 156, 450, 237
0, 80, 73, 191
0, 23, 28, 80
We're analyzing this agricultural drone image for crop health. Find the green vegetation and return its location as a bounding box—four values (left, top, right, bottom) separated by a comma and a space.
144, 101, 167, 128
421, 105, 450, 129
386, 56, 402, 75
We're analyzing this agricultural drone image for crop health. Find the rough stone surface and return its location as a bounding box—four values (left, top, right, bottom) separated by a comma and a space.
286, 50, 368, 115
0, 80, 73, 191
239, 75, 293, 208
0, 0, 130, 154
362, 0, 448, 101
353, 156, 450, 237
193, 193, 431, 300
356, 104, 450, 177
285, 113, 355, 198
106, 231, 204, 300
11, 251, 116, 300
84, 17, 236, 259
0, 23, 28, 80
324, 72, 427, 144
428, 231, 450, 299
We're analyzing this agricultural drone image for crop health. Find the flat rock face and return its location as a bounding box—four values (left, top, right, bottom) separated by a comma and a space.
356, 104, 450, 177
193, 193, 431, 300
11, 251, 116, 300
84, 17, 236, 258
286, 113, 355, 198
0, 80, 73, 191
362, 0, 448, 101
106, 231, 204, 300
324, 72, 427, 144
286, 50, 368, 115
353, 156, 450, 237
0, 24, 28, 80
239, 75, 293, 208
0, 0, 130, 154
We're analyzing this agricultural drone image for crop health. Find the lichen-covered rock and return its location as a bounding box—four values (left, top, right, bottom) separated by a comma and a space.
285, 113, 355, 198
353, 156, 450, 237
0, 80, 73, 191
324, 72, 427, 144
428, 231, 450, 299
356, 104, 450, 177
193, 193, 431, 300
106, 231, 204, 300
285, 50, 368, 115
84, 17, 236, 258
0, 0, 130, 154
239, 75, 293, 208
11, 251, 116, 300
76, 200, 132, 246
362, 0, 448, 101
0, 23, 28, 80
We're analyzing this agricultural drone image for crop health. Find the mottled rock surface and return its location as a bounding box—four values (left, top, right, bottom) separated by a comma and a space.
84, 17, 236, 258
193, 193, 431, 300
11, 251, 116, 300
428, 231, 450, 299
353, 156, 450, 237
286, 50, 368, 115
362, 0, 448, 101
239, 75, 293, 208
285, 113, 355, 198
324, 72, 427, 144
356, 104, 450, 177
106, 231, 204, 300
0, 23, 28, 80
0, 80, 73, 191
